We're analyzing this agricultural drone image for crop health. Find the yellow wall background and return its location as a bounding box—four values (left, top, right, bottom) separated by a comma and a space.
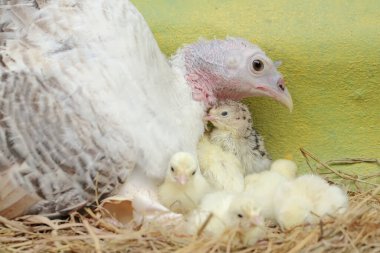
132, 0, 380, 175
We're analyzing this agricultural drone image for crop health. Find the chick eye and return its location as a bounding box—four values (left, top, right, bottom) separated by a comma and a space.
170, 166, 175, 172
221, 111, 228, 116
237, 213, 244, 218
252, 59, 264, 72
191, 170, 196, 176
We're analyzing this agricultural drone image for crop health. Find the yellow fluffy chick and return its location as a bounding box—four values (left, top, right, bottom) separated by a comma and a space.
206, 100, 271, 174
185, 191, 265, 244
158, 152, 213, 214
244, 159, 297, 220
273, 174, 349, 230
197, 135, 244, 192
270, 159, 298, 179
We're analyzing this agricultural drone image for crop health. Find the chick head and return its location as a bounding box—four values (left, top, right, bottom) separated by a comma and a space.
168, 152, 199, 185
270, 159, 297, 179
205, 100, 252, 134
227, 194, 264, 230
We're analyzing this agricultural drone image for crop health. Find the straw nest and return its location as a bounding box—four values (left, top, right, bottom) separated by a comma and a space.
1, 149, 379, 253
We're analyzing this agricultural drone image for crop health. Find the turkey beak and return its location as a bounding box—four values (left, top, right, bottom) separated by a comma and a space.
255, 78, 293, 112
175, 175, 188, 185
275, 78, 293, 112
277, 86, 293, 112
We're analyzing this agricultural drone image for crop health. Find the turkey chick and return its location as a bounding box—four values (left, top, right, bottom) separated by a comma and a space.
270, 159, 298, 179
206, 100, 271, 174
273, 174, 348, 229
244, 159, 297, 220
185, 191, 265, 244
197, 135, 244, 192
158, 152, 213, 214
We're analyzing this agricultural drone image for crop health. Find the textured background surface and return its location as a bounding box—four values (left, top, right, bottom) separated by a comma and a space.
132, 0, 380, 174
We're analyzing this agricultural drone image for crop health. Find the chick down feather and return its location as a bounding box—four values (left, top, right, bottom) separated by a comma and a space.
207, 100, 271, 174
185, 191, 265, 241
273, 174, 348, 229
244, 160, 297, 220
197, 135, 244, 192
158, 152, 212, 214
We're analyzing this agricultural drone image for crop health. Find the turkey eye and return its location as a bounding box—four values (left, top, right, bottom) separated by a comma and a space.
191, 170, 196, 176
171, 167, 175, 172
252, 59, 264, 72
237, 214, 243, 218
221, 111, 228, 116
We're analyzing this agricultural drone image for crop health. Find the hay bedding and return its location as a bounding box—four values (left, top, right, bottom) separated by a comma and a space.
1, 149, 379, 253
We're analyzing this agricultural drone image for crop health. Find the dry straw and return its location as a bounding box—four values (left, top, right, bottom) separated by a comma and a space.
1, 148, 379, 253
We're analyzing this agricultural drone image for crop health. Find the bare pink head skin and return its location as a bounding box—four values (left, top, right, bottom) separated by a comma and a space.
180, 37, 293, 111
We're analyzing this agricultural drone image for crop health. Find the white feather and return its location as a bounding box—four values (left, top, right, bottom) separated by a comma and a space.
0, 0, 205, 215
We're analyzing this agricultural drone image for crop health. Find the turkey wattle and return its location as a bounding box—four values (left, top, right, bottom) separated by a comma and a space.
0, 0, 292, 218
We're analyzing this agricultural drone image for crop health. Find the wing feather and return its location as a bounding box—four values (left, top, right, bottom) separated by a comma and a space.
0, 0, 205, 217
0, 70, 136, 216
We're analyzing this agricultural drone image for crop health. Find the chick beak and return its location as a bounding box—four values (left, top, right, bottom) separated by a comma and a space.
203, 114, 215, 122
203, 115, 214, 131
250, 215, 264, 226
175, 175, 188, 185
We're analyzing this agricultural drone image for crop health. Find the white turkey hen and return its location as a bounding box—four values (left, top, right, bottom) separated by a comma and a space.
0, 0, 293, 218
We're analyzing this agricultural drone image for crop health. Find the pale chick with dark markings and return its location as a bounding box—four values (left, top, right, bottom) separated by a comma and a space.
158, 152, 213, 214
185, 191, 265, 245
206, 100, 271, 175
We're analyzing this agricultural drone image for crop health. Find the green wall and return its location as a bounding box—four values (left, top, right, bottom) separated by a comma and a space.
132, 1, 380, 177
